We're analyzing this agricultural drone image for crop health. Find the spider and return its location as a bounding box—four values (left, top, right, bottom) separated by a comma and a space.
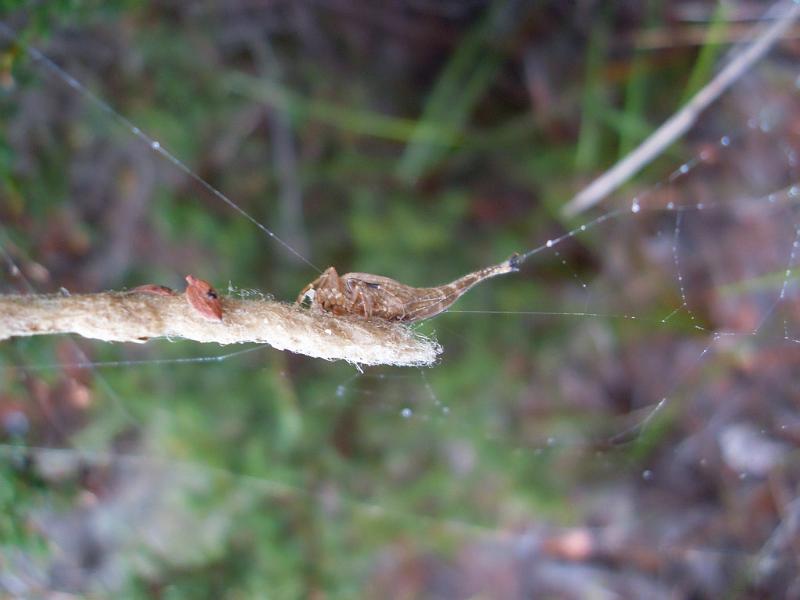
296, 254, 520, 323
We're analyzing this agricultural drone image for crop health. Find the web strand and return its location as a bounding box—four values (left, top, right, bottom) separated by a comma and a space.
0, 22, 321, 274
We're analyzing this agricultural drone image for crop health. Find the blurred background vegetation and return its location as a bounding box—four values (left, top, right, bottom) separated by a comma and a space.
2, 0, 800, 598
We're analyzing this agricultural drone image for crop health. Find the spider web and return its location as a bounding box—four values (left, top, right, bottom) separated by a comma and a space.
2, 4, 800, 597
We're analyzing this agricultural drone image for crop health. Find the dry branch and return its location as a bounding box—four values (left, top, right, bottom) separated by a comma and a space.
562, 0, 800, 217
0, 292, 441, 367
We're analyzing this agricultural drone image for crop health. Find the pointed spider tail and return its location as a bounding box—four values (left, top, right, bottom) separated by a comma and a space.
447, 255, 520, 291
484, 253, 521, 277
403, 256, 521, 322
506, 252, 522, 272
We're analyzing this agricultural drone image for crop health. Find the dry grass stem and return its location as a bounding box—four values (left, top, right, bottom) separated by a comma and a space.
563, 0, 800, 216
0, 292, 441, 367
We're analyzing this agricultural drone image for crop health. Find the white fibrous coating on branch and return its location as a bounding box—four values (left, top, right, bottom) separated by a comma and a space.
0, 292, 441, 367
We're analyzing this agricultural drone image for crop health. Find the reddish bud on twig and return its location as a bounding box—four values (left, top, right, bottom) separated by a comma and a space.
185, 275, 223, 322
131, 284, 176, 296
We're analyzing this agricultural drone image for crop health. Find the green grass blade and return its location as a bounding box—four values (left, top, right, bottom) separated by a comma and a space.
395, 0, 511, 183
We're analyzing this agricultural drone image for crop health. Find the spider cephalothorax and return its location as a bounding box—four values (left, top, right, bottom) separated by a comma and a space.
297, 254, 519, 323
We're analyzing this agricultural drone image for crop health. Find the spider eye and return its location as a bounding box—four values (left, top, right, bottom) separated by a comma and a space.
299, 288, 315, 308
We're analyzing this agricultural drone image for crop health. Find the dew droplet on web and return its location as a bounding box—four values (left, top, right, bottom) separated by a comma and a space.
401, 408, 412, 418
546, 239, 553, 248
2, 410, 29, 437
151, 141, 160, 150
631, 200, 640, 213
720, 135, 731, 147
336, 385, 345, 398
642, 469, 653, 481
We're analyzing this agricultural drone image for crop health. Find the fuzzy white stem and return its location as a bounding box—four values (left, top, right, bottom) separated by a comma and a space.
0, 292, 441, 367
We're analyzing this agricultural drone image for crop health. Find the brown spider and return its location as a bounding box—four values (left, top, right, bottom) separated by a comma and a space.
296, 254, 520, 323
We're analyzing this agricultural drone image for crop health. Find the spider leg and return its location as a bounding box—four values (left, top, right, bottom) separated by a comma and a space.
328, 267, 345, 295
297, 267, 341, 305
353, 282, 374, 318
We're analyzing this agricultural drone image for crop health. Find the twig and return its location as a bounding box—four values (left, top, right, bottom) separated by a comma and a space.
0, 292, 441, 367
562, 0, 800, 217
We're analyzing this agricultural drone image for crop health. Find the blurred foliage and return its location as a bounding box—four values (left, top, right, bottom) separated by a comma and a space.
2, 1, 800, 598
